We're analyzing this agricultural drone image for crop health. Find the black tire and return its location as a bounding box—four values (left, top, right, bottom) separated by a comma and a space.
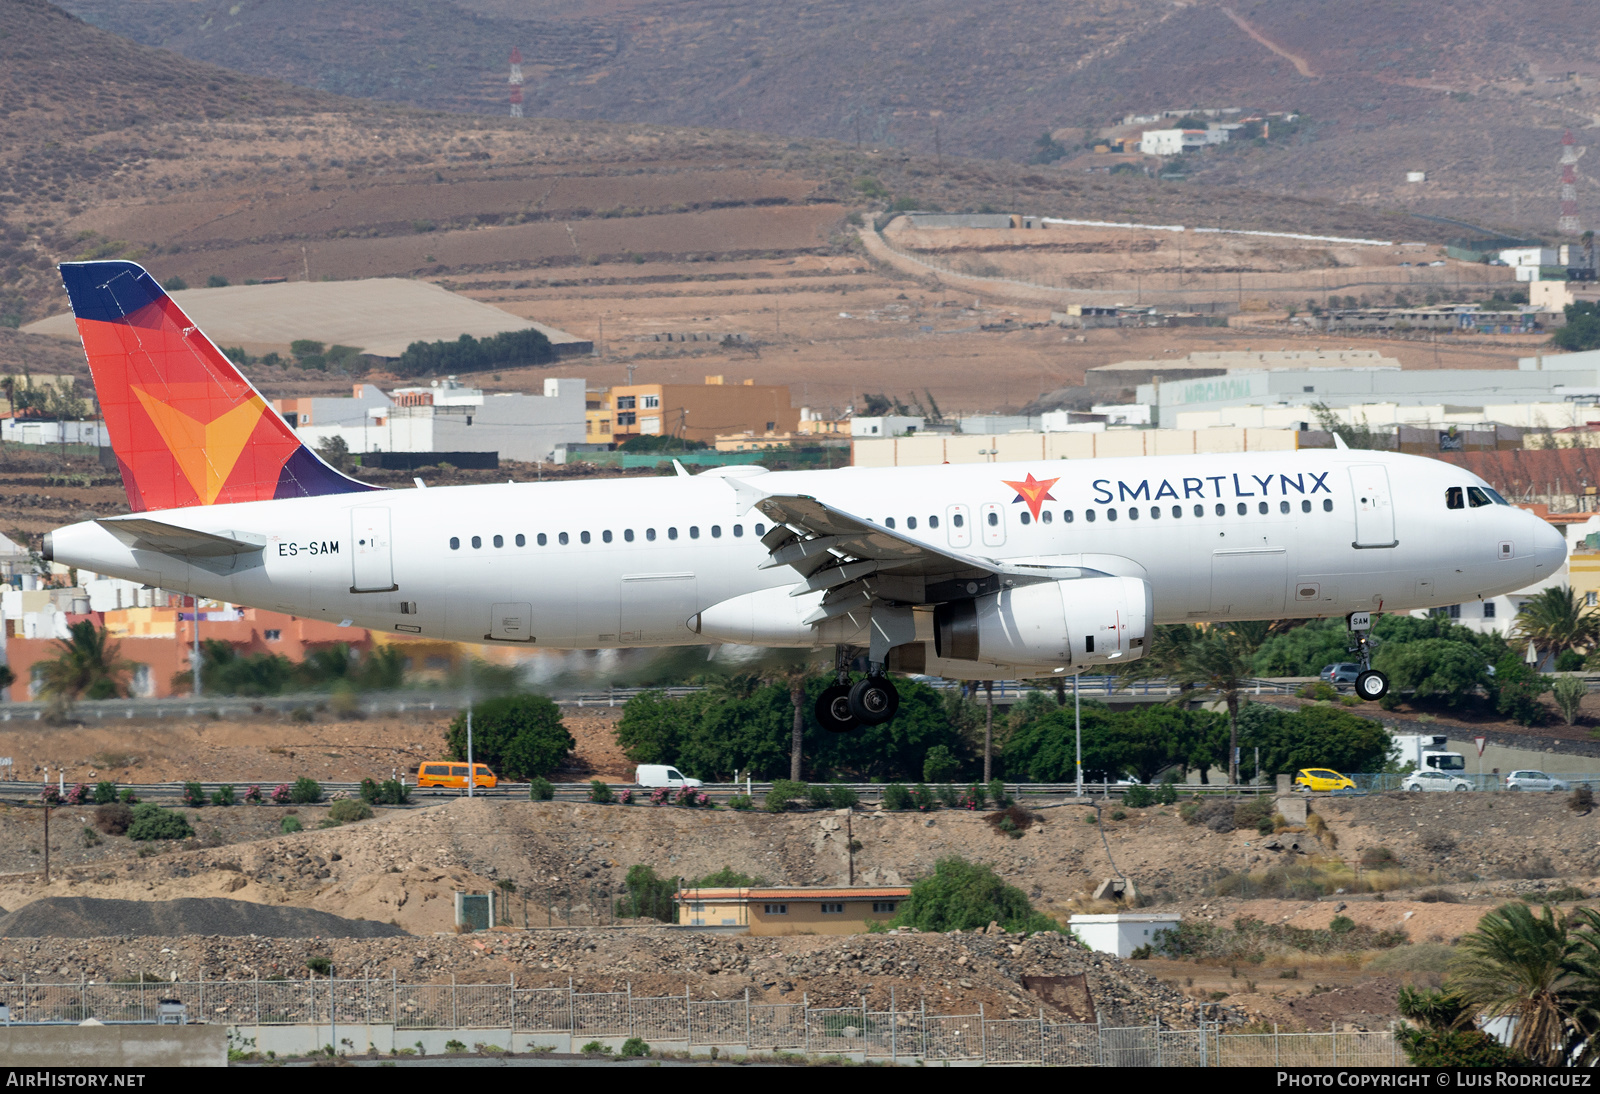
849, 676, 900, 725
1454, 784, 1469, 792
1355, 669, 1389, 702
815, 684, 857, 733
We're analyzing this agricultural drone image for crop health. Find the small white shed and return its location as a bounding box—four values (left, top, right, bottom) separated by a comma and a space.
1068, 913, 1182, 958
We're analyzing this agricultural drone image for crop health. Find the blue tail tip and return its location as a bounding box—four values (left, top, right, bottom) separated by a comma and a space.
58, 261, 166, 324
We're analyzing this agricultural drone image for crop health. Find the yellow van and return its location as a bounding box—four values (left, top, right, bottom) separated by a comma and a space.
416, 762, 498, 790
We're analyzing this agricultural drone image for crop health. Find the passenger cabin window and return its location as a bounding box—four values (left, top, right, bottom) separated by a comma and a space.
711, 525, 722, 538
1019, 512, 1031, 525
1083, 510, 1094, 523
493, 534, 503, 548
1322, 499, 1334, 512
580, 531, 591, 544
885, 517, 896, 529
471, 536, 482, 549
1107, 508, 1118, 521
1214, 504, 1225, 516
929, 516, 939, 528
986, 512, 998, 526
1127, 507, 1138, 520
953, 514, 964, 528
1236, 503, 1247, 515
1446, 486, 1464, 510
1149, 506, 1159, 519
602, 530, 613, 543
537, 533, 548, 546
646, 529, 657, 541
1467, 486, 1492, 508
1041, 511, 1051, 524
668, 528, 678, 540
1300, 501, 1311, 513
733, 524, 743, 537
515, 534, 526, 547
1173, 506, 1183, 518
449, 537, 460, 550
907, 516, 917, 530
1064, 510, 1074, 523
1257, 502, 1268, 515
624, 529, 634, 542
1194, 504, 1204, 517
755, 523, 767, 535
690, 527, 700, 539
558, 532, 569, 545
1280, 501, 1290, 514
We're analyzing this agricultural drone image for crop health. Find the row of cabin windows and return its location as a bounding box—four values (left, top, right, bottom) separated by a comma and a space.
449, 523, 769, 550
880, 499, 1335, 530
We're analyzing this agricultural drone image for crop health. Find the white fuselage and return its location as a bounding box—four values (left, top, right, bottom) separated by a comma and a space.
45, 449, 1566, 660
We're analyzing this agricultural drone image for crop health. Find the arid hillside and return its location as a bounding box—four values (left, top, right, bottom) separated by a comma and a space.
55, 0, 1600, 235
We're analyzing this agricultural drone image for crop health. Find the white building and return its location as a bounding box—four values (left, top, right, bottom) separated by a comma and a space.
1068, 913, 1182, 958
850, 415, 924, 438
288, 377, 586, 464
0, 419, 111, 446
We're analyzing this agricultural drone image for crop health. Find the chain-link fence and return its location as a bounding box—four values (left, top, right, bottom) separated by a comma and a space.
0, 977, 1405, 1065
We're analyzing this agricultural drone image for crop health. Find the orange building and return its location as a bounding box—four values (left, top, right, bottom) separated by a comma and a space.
591, 376, 799, 446
4, 605, 371, 700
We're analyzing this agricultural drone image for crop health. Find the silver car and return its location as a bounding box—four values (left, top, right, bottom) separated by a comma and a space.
1402, 770, 1472, 792
1505, 770, 1570, 792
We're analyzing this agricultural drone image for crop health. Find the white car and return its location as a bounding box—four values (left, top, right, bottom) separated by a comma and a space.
1402, 770, 1472, 792
634, 764, 702, 789
1505, 770, 1570, 792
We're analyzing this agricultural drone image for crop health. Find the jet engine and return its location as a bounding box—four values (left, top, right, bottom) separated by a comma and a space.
933, 576, 1152, 669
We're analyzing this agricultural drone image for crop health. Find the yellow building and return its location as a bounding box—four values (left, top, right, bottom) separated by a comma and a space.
678, 886, 910, 935
713, 431, 804, 452
589, 376, 798, 447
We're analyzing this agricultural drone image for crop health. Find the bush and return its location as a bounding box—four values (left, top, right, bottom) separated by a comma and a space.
728, 794, 753, 811
269, 783, 291, 804
327, 799, 373, 823
1553, 675, 1587, 725
765, 779, 807, 812
805, 784, 833, 809
619, 788, 633, 805
1400, 1029, 1530, 1068
1572, 786, 1595, 814
964, 783, 989, 810
1297, 680, 1340, 701
64, 782, 88, 805
616, 865, 678, 922
529, 777, 554, 801
289, 777, 322, 804
94, 802, 133, 835
1360, 846, 1399, 868
1235, 798, 1276, 835
1122, 784, 1156, 808
181, 782, 206, 808
126, 804, 194, 841
881, 783, 911, 811
281, 816, 303, 834
1329, 914, 1355, 934
580, 1041, 610, 1056
1189, 800, 1236, 833
1154, 781, 1179, 806
887, 856, 1057, 933
923, 744, 961, 783
243, 785, 262, 804
1109, 809, 1127, 821
119, 788, 139, 804
446, 695, 574, 780
210, 785, 235, 807
828, 784, 859, 809
90, 781, 118, 805
589, 779, 614, 803
360, 778, 409, 805
987, 778, 1009, 806
620, 1038, 650, 1058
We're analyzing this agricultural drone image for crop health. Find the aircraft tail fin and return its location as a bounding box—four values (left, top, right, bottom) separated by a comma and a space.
57, 261, 376, 512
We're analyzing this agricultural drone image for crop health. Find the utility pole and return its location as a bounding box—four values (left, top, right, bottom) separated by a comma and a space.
42, 799, 49, 885
465, 658, 474, 799
1074, 674, 1082, 798
983, 680, 994, 783
190, 596, 202, 698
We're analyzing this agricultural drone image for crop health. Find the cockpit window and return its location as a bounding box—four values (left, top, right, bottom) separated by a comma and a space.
1484, 487, 1510, 506
1467, 486, 1492, 508
1446, 487, 1464, 510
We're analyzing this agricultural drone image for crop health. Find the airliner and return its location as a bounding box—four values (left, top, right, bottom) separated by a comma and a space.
41, 261, 1565, 730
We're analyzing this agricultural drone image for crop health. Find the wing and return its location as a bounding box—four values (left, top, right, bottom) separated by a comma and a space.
753, 492, 1109, 626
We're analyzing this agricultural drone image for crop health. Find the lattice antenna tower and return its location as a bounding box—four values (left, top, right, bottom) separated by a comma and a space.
1559, 129, 1585, 235
509, 47, 524, 118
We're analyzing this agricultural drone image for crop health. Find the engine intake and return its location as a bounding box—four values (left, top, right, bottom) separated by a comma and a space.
933, 576, 1152, 669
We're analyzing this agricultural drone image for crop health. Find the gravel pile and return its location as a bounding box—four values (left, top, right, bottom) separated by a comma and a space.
0, 898, 408, 939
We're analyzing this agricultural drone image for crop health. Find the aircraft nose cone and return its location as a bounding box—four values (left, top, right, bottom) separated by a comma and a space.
1533, 518, 1567, 576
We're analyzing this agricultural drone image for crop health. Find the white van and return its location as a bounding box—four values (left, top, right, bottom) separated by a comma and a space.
635, 764, 702, 789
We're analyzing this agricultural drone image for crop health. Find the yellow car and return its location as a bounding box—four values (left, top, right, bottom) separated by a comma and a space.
1294, 768, 1356, 792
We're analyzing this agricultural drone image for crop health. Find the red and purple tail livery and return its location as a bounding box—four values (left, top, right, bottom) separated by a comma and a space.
58, 261, 376, 512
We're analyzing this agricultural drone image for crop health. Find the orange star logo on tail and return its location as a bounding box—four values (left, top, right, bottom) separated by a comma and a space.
131, 386, 268, 505
1003, 473, 1059, 519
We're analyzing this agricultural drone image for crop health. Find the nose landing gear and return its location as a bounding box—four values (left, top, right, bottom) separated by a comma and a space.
1348, 611, 1389, 701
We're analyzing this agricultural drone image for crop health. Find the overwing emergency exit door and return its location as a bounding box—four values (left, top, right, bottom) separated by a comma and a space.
350, 507, 397, 592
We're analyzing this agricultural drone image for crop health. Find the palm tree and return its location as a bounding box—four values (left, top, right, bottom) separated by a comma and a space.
37, 620, 131, 707
1124, 621, 1270, 784
1450, 902, 1574, 1066
1513, 586, 1599, 664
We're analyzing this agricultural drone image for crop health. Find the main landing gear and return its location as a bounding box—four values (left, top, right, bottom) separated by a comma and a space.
814, 647, 900, 732
1347, 610, 1389, 702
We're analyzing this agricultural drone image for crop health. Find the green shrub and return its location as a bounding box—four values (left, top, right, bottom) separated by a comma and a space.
126, 804, 194, 841
620, 1037, 650, 1058
965, 782, 989, 810
580, 1041, 610, 1055
987, 778, 1009, 806
289, 777, 322, 804
764, 779, 807, 812
805, 784, 833, 809
182, 782, 206, 808
589, 779, 614, 803
360, 778, 410, 805
210, 785, 235, 807
444, 1038, 467, 1053
328, 799, 373, 823
446, 695, 574, 780
528, 777, 554, 801
1329, 915, 1355, 934
828, 784, 859, 809
881, 783, 911, 811
1399, 1029, 1530, 1068
305, 956, 332, 977
92, 781, 118, 805
1110, 809, 1127, 821
1179, 801, 1200, 824
1235, 797, 1275, 835
887, 856, 1057, 933
1154, 781, 1179, 806
909, 783, 938, 811
119, 788, 139, 804
281, 816, 303, 834
1122, 784, 1156, 808
728, 794, 753, 811
616, 865, 678, 922
923, 744, 961, 783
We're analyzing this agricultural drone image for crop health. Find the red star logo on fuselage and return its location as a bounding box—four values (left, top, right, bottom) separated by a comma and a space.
1002, 473, 1059, 519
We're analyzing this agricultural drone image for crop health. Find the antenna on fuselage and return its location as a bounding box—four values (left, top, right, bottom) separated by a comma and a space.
1332, 433, 1349, 450
672, 460, 692, 477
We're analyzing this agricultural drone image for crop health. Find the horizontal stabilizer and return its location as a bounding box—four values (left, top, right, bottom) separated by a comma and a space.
96, 518, 267, 558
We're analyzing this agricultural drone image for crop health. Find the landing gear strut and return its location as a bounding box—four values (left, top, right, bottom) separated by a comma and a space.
1348, 610, 1389, 702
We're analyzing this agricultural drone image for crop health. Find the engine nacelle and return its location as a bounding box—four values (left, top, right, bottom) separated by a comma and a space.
933, 576, 1152, 669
